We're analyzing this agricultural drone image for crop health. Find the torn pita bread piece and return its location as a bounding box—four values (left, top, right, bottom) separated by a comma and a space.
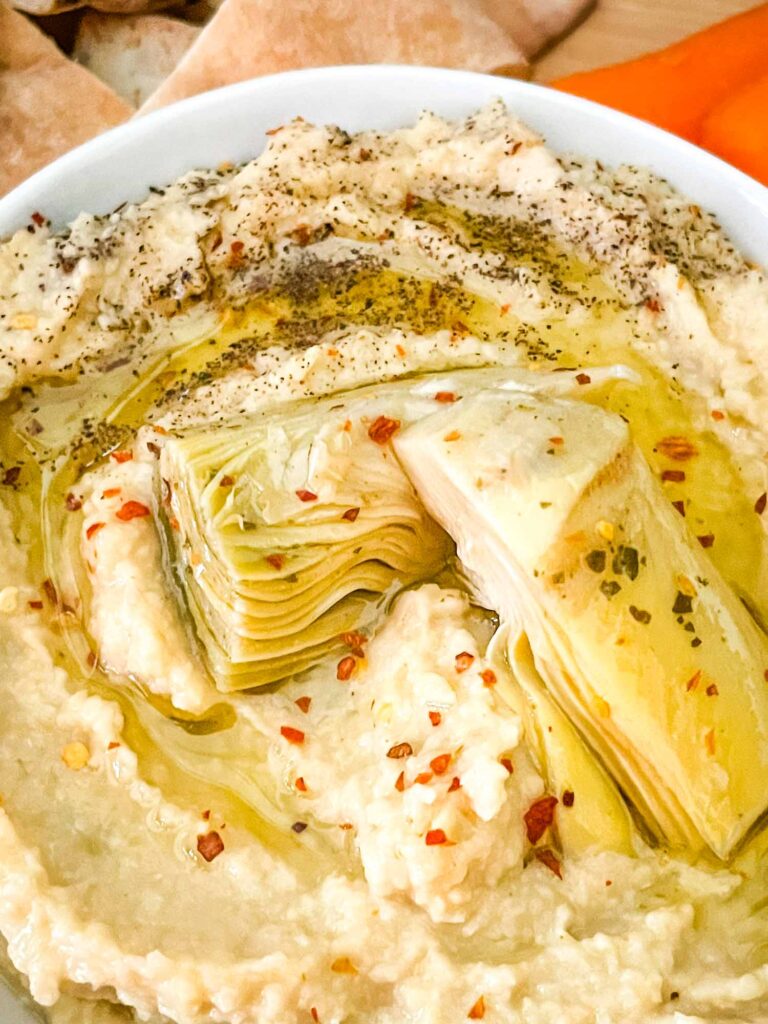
74, 13, 199, 109
482, 0, 595, 58
12, 0, 173, 16
0, 6, 131, 198
140, 0, 529, 113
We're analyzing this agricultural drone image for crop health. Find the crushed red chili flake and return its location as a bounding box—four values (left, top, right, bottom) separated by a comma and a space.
311, 1008, 320, 1023
430, 753, 452, 775
42, 579, 57, 605
280, 726, 305, 745
219, 475, 235, 488
455, 651, 474, 673
671, 500, 686, 517
562, 790, 575, 807
107, 741, 120, 750
296, 489, 318, 502
202, 809, 211, 821
657, 436, 698, 461
292, 821, 308, 834
295, 696, 312, 714
394, 771, 405, 792
697, 533, 715, 548
336, 656, 356, 681
548, 436, 564, 446
645, 297, 662, 313
2, 466, 21, 486
386, 742, 413, 759
467, 996, 486, 1020
116, 501, 151, 521
448, 776, 461, 792
295, 776, 308, 792
197, 831, 224, 862
524, 795, 558, 844
368, 416, 401, 445
661, 469, 686, 483
434, 391, 456, 403
342, 631, 367, 657
65, 492, 82, 511
764, 670, 768, 682
342, 507, 360, 521
705, 729, 716, 755
415, 771, 433, 785
31, 211, 46, 227
339, 822, 353, 830
404, 192, 417, 212
425, 829, 448, 846
102, 487, 121, 499
266, 553, 285, 571
28, 600, 43, 610
500, 302, 511, 314
230, 240, 245, 254
428, 711, 442, 727
500, 757, 514, 774
86, 522, 105, 540
480, 669, 497, 687
711, 409, 726, 421
535, 848, 562, 878
706, 683, 719, 696
575, 373, 591, 385
146, 442, 161, 458
755, 493, 767, 515
685, 669, 702, 692
443, 430, 462, 442
110, 450, 133, 464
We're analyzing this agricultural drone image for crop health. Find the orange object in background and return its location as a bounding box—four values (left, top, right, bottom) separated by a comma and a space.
551, 3, 768, 146
700, 72, 768, 186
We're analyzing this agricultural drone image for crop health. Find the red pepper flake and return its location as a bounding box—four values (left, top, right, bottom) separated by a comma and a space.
295, 776, 308, 792
575, 373, 591, 385
428, 711, 442, 727
295, 696, 312, 714
425, 828, 448, 846
448, 776, 461, 792
535, 848, 562, 878
685, 669, 702, 692
219, 475, 235, 488
266, 553, 285, 571
86, 522, 105, 540
330, 957, 358, 975
102, 487, 121, 499
28, 600, 43, 610
404, 192, 417, 212
705, 728, 716, 755
500, 302, 511, 314
548, 436, 564, 446
110, 450, 133, 464
31, 211, 46, 227
394, 771, 405, 792
500, 757, 514, 774
116, 501, 151, 521
755, 493, 767, 516
443, 430, 462, 442
480, 668, 497, 688
107, 741, 120, 750
430, 753, 452, 776
342, 631, 367, 657
395, 344, 406, 358
764, 670, 768, 682
292, 821, 308, 834
230, 240, 245, 254
202, 809, 211, 821
671, 500, 686, 517
455, 651, 474, 673
342, 507, 360, 521
339, 822, 353, 830
657, 436, 698, 461
645, 297, 662, 313
706, 683, 719, 696
2, 466, 21, 485
280, 726, 305, 745
524, 795, 558, 844
415, 771, 433, 785
296, 489, 318, 502
697, 533, 715, 548
661, 470, 686, 483
368, 416, 401, 445
169, 516, 180, 531
467, 996, 486, 1020
310, 1009, 320, 1023
197, 831, 224, 862
336, 656, 356, 681
562, 789, 575, 807
386, 742, 413, 759
711, 409, 726, 421
65, 492, 82, 511
434, 391, 456, 403
42, 578, 58, 605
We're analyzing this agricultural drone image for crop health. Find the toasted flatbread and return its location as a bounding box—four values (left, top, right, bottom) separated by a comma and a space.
12, 0, 173, 16
0, 5, 131, 197
140, 0, 530, 113
74, 13, 199, 108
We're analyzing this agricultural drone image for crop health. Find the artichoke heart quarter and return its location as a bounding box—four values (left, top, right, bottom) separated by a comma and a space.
158, 383, 453, 690
395, 389, 768, 859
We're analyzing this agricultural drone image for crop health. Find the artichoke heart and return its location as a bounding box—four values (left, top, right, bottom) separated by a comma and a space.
395, 389, 768, 858
158, 381, 456, 690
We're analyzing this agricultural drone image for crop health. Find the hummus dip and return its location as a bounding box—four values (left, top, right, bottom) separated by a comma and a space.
1, 103, 768, 1024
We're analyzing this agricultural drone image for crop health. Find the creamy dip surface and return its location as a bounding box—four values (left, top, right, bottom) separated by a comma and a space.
1, 103, 768, 1024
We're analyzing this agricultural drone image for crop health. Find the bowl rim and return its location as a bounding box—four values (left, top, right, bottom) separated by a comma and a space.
0, 64, 766, 243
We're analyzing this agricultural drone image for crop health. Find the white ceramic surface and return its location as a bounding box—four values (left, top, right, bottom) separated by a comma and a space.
0, 64, 766, 1024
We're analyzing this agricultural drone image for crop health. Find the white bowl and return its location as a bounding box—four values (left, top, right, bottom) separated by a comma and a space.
0, 64, 766, 1024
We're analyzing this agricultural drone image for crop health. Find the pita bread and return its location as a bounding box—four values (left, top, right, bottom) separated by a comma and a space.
482, 0, 595, 57
12, 0, 173, 16
74, 13, 199, 108
140, 0, 529, 114
0, 5, 131, 198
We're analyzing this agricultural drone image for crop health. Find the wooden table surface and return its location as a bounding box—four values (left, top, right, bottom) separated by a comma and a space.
534, 0, 761, 81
